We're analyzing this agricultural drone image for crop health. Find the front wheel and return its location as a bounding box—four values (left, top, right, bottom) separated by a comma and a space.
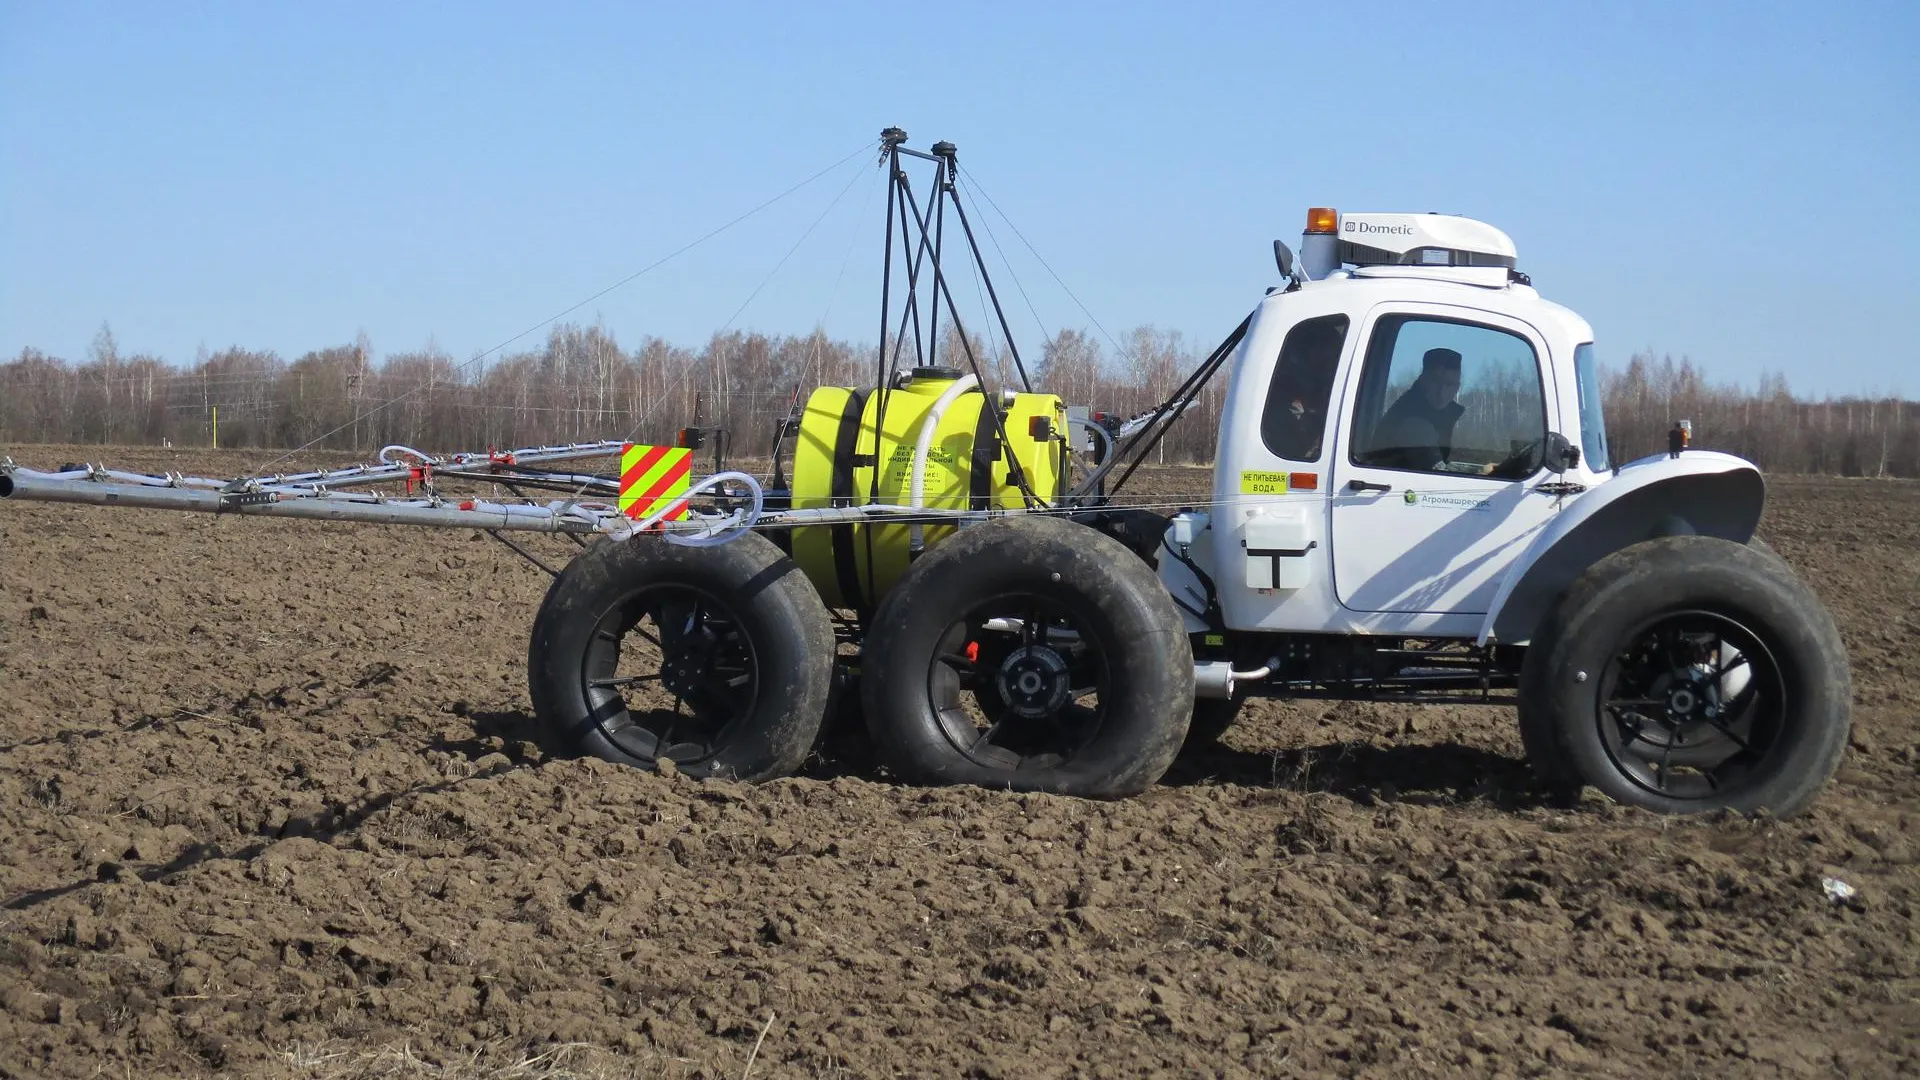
862, 515, 1195, 797
1519, 535, 1849, 816
527, 532, 835, 781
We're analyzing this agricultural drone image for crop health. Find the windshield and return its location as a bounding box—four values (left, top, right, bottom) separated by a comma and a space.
1573, 343, 1610, 471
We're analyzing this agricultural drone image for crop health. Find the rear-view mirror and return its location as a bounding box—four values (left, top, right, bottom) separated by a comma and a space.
1273, 240, 1295, 280
1543, 431, 1580, 473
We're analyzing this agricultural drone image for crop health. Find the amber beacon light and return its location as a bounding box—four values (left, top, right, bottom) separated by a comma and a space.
1306, 207, 1339, 234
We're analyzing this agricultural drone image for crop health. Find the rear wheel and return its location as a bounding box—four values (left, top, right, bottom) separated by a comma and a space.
862, 515, 1194, 797
1519, 536, 1849, 816
527, 532, 834, 781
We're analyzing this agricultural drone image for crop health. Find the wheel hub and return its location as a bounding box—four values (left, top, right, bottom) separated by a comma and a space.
996, 645, 1072, 719
1650, 667, 1721, 725
1624, 661, 1732, 758
661, 657, 700, 696
656, 623, 725, 699
1589, 607, 1804, 808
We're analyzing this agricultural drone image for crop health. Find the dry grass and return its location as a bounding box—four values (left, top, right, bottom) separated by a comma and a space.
277, 1041, 684, 1080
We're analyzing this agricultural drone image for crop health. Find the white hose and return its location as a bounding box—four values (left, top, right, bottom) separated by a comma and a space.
611, 470, 764, 546
666, 473, 765, 547
907, 374, 980, 551
378, 444, 435, 465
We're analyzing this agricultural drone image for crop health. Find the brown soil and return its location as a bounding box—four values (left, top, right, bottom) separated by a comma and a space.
1, 447, 1915, 1078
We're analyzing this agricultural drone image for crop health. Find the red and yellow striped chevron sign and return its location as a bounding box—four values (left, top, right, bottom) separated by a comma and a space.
618, 443, 692, 521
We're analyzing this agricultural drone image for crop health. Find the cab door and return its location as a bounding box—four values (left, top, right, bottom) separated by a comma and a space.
1328, 305, 1563, 617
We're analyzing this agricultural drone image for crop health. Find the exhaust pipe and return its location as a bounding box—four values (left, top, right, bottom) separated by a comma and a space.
1194, 657, 1278, 699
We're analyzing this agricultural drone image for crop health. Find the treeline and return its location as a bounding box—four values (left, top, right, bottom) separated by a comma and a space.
2, 324, 1915, 477
1600, 353, 1917, 477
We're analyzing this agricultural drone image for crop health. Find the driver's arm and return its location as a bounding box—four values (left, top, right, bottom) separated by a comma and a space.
1379, 415, 1442, 471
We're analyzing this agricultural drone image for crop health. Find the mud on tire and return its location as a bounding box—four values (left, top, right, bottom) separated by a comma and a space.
1519, 535, 1850, 816
527, 531, 835, 782
862, 515, 1195, 797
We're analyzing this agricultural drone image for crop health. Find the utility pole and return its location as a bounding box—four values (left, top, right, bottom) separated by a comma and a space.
350, 342, 367, 452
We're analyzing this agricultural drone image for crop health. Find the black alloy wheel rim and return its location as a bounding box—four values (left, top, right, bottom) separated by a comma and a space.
926, 592, 1112, 772
1596, 609, 1787, 801
581, 583, 759, 766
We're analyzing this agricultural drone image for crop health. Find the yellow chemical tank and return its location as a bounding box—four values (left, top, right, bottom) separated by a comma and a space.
789, 368, 1066, 609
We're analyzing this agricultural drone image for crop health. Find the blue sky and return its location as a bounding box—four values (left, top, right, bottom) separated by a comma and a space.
2, 1, 1915, 395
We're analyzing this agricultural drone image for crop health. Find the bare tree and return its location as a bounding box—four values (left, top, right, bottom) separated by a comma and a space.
4, 325, 1916, 476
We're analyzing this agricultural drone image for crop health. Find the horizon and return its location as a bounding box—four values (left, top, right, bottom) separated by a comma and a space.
16, 316, 1919, 407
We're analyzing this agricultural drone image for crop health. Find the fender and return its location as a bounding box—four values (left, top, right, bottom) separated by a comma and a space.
1477, 451, 1764, 645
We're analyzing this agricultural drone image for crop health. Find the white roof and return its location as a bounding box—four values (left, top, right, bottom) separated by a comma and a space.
1289, 269, 1594, 344
1348, 265, 1512, 288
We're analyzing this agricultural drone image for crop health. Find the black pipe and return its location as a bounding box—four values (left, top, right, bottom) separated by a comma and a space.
1102, 314, 1251, 499
885, 173, 934, 380
899, 179, 928, 370
872, 142, 898, 407
926, 151, 949, 370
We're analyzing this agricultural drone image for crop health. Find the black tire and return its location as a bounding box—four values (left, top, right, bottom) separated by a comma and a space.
862, 515, 1195, 797
1518, 531, 1800, 791
1747, 534, 1785, 566
527, 531, 835, 782
1518, 535, 1849, 816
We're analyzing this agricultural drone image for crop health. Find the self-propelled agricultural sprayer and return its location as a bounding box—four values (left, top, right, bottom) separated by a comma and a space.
1, 130, 1852, 817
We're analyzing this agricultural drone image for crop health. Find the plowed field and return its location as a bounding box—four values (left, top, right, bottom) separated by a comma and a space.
2, 447, 1915, 1078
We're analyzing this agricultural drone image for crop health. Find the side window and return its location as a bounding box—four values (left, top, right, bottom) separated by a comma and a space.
1260, 314, 1349, 461
1572, 343, 1611, 471
1349, 314, 1547, 479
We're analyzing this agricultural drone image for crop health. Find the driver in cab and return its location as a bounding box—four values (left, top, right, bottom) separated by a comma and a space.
1373, 348, 1469, 472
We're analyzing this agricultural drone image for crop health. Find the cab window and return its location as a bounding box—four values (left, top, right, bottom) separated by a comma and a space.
1573, 343, 1610, 471
1260, 314, 1348, 462
1349, 314, 1547, 479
